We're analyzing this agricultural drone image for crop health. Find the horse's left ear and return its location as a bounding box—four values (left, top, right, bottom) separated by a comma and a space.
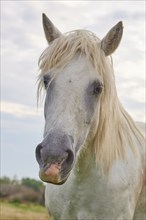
101, 21, 123, 56
42, 13, 62, 44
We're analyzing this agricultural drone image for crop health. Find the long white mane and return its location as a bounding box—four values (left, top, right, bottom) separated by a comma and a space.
38, 30, 144, 171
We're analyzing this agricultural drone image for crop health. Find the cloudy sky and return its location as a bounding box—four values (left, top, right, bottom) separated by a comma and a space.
1, 1, 145, 180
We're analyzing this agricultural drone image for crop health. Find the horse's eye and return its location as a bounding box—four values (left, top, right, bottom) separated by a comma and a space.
43, 75, 50, 89
93, 82, 103, 95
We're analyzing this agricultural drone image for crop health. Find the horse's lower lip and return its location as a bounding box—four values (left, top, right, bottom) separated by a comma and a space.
39, 167, 70, 184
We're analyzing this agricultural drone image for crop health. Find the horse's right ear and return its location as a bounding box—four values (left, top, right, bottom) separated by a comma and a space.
101, 21, 123, 56
42, 13, 62, 44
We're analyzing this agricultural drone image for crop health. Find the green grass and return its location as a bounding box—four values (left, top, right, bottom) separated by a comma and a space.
0, 200, 51, 220
10, 201, 46, 212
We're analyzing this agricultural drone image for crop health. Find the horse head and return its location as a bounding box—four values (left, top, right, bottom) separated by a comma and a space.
35, 14, 123, 184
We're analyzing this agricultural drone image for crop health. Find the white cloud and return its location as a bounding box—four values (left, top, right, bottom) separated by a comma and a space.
1, 101, 43, 118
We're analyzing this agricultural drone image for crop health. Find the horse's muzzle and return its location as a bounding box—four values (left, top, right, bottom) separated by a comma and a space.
35, 131, 74, 184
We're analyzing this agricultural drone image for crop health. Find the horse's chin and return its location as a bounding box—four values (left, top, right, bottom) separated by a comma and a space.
45, 178, 68, 185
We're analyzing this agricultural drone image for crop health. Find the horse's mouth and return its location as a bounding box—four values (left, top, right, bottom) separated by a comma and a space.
39, 163, 71, 184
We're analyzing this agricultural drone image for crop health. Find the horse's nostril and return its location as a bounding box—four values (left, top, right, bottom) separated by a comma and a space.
35, 144, 43, 166
66, 149, 74, 166
35, 143, 74, 168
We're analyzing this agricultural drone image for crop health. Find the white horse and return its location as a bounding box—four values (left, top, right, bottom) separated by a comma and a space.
36, 14, 145, 220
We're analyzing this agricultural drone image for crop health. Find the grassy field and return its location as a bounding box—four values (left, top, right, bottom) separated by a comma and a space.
0, 201, 51, 220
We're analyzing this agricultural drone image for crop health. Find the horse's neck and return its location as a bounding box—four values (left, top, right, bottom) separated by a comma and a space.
74, 142, 98, 179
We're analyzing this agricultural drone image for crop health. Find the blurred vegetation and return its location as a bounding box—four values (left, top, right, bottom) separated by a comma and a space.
21, 177, 44, 192
0, 176, 45, 206
0, 201, 50, 220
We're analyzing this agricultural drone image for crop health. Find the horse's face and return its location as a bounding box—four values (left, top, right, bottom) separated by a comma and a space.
36, 14, 123, 184
36, 55, 103, 184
